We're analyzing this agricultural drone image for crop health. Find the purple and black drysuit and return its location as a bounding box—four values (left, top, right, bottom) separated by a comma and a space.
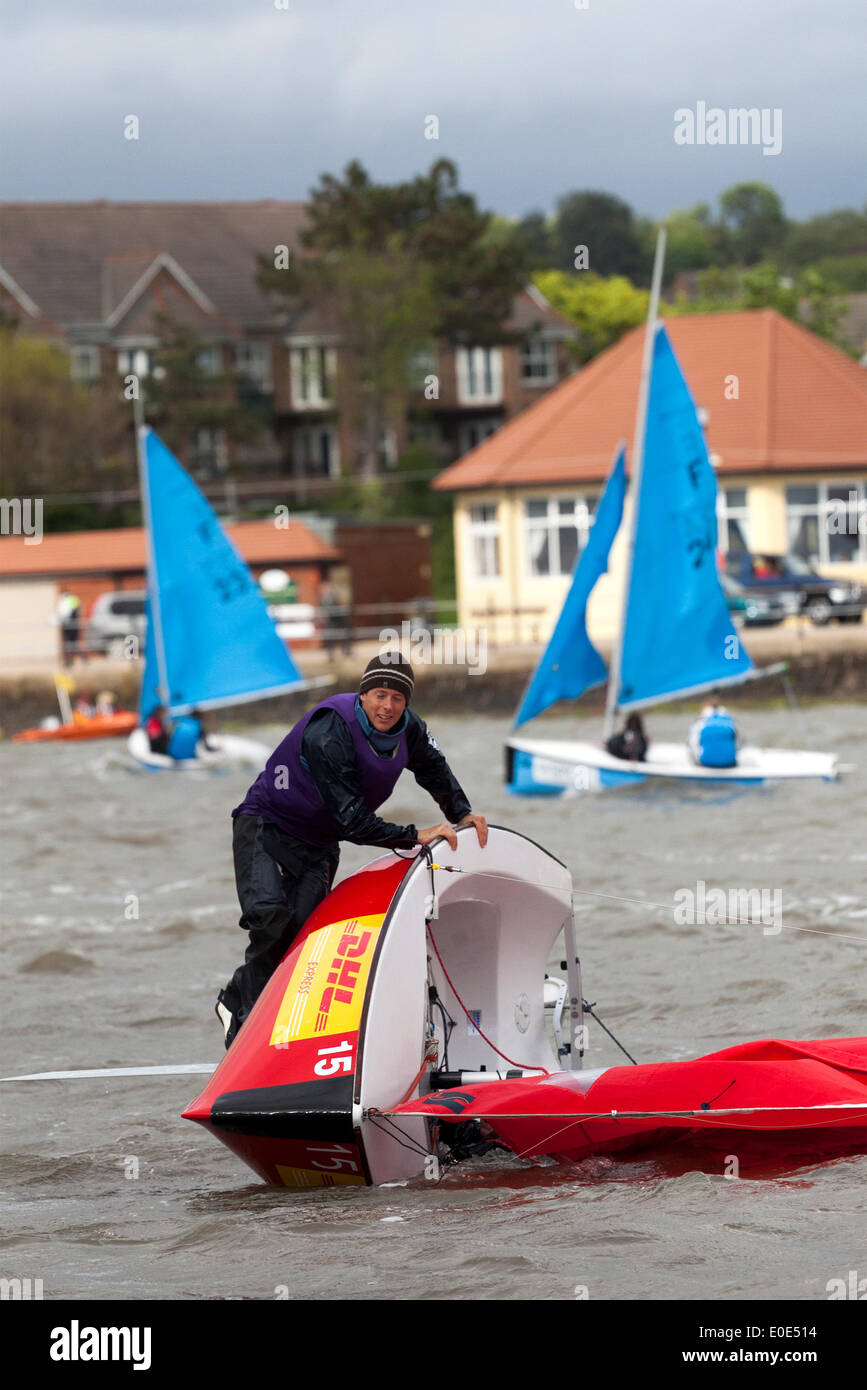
219, 692, 472, 1035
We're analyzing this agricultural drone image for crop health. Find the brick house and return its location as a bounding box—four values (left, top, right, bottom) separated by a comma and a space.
0, 202, 576, 485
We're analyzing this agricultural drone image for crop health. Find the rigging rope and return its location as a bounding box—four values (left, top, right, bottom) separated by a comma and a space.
425, 919, 550, 1076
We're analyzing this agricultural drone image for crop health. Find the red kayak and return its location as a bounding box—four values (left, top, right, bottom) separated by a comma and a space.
12, 712, 137, 743
393, 1036, 867, 1165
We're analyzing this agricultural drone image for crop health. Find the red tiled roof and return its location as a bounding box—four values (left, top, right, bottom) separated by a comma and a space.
0, 518, 339, 578
433, 310, 867, 490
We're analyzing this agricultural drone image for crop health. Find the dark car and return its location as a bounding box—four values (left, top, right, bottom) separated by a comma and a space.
719, 572, 786, 626
726, 553, 864, 626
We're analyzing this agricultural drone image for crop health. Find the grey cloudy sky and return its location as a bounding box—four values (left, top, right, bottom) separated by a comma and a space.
1, 0, 864, 219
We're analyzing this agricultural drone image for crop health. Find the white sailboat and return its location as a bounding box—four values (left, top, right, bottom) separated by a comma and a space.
128, 426, 327, 771
505, 233, 839, 795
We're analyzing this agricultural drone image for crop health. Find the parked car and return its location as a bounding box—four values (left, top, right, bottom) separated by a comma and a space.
719, 572, 786, 626
85, 590, 147, 656
725, 554, 865, 625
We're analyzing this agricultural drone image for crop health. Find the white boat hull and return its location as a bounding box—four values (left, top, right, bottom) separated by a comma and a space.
506, 736, 838, 795
127, 727, 270, 772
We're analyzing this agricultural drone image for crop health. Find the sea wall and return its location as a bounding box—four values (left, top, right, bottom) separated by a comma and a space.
1, 625, 864, 736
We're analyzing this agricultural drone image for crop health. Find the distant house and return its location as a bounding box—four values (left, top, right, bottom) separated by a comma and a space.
433, 309, 867, 644
0, 518, 339, 667
0, 203, 575, 485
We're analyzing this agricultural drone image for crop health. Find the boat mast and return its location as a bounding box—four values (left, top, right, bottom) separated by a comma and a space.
133, 393, 171, 712
602, 228, 667, 742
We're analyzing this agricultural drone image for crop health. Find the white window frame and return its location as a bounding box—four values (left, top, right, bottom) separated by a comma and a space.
293, 424, 340, 479
467, 503, 501, 580
520, 336, 557, 386
116, 347, 152, 378
524, 495, 595, 578
456, 347, 504, 405
290, 344, 336, 409
457, 418, 501, 456
787, 480, 867, 565
235, 340, 273, 393
69, 345, 101, 382
716, 487, 750, 554
196, 345, 222, 377
408, 344, 438, 389
193, 426, 228, 475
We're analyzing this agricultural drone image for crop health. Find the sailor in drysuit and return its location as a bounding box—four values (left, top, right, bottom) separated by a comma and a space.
688, 699, 738, 768
215, 653, 488, 1047
167, 708, 214, 761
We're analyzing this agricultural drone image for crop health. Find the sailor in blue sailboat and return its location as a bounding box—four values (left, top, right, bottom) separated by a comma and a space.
504, 246, 838, 791
217, 653, 489, 1049
688, 699, 739, 769
130, 427, 313, 771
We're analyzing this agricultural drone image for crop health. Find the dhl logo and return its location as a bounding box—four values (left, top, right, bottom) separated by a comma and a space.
270, 913, 384, 1048
314, 923, 373, 1033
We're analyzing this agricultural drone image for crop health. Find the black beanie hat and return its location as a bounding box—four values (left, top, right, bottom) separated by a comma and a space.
359, 652, 414, 703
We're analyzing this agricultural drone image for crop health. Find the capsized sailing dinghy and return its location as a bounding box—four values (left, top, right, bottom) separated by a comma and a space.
505, 233, 838, 795
129, 428, 325, 771
183, 825, 581, 1187
183, 822, 867, 1186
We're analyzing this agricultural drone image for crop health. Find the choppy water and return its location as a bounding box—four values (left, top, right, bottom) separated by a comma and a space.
1, 703, 866, 1301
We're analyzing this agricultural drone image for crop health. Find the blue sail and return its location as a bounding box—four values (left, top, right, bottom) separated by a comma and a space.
617, 327, 753, 710
139, 428, 307, 716
514, 446, 626, 727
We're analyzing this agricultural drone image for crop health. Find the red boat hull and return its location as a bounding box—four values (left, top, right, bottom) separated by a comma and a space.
397, 1036, 867, 1166
12, 712, 138, 743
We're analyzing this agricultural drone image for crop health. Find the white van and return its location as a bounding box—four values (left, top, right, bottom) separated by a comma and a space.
85, 590, 147, 657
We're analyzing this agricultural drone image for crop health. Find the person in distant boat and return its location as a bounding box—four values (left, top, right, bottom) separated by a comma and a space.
167, 708, 215, 761
95, 690, 118, 716
73, 692, 95, 719
144, 704, 170, 755
215, 652, 488, 1049
605, 713, 648, 762
688, 699, 738, 768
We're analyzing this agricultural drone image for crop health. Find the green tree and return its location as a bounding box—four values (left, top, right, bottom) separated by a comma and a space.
515, 210, 556, 269
780, 207, 867, 269
552, 191, 648, 281
738, 262, 798, 315
532, 270, 648, 362
275, 159, 528, 345
0, 329, 130, 517
662, 204, 718, 277
795, 268, 847, 344
718, 182, 787, 266
258, 159, 528, 479
810, 254, 867, 293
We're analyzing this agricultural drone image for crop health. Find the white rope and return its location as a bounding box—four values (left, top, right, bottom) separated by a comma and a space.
377, 1100, 867, 1122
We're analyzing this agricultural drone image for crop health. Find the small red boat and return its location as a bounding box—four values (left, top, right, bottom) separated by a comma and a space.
12, 712, 138, 743
392, 1036, 867, 1166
